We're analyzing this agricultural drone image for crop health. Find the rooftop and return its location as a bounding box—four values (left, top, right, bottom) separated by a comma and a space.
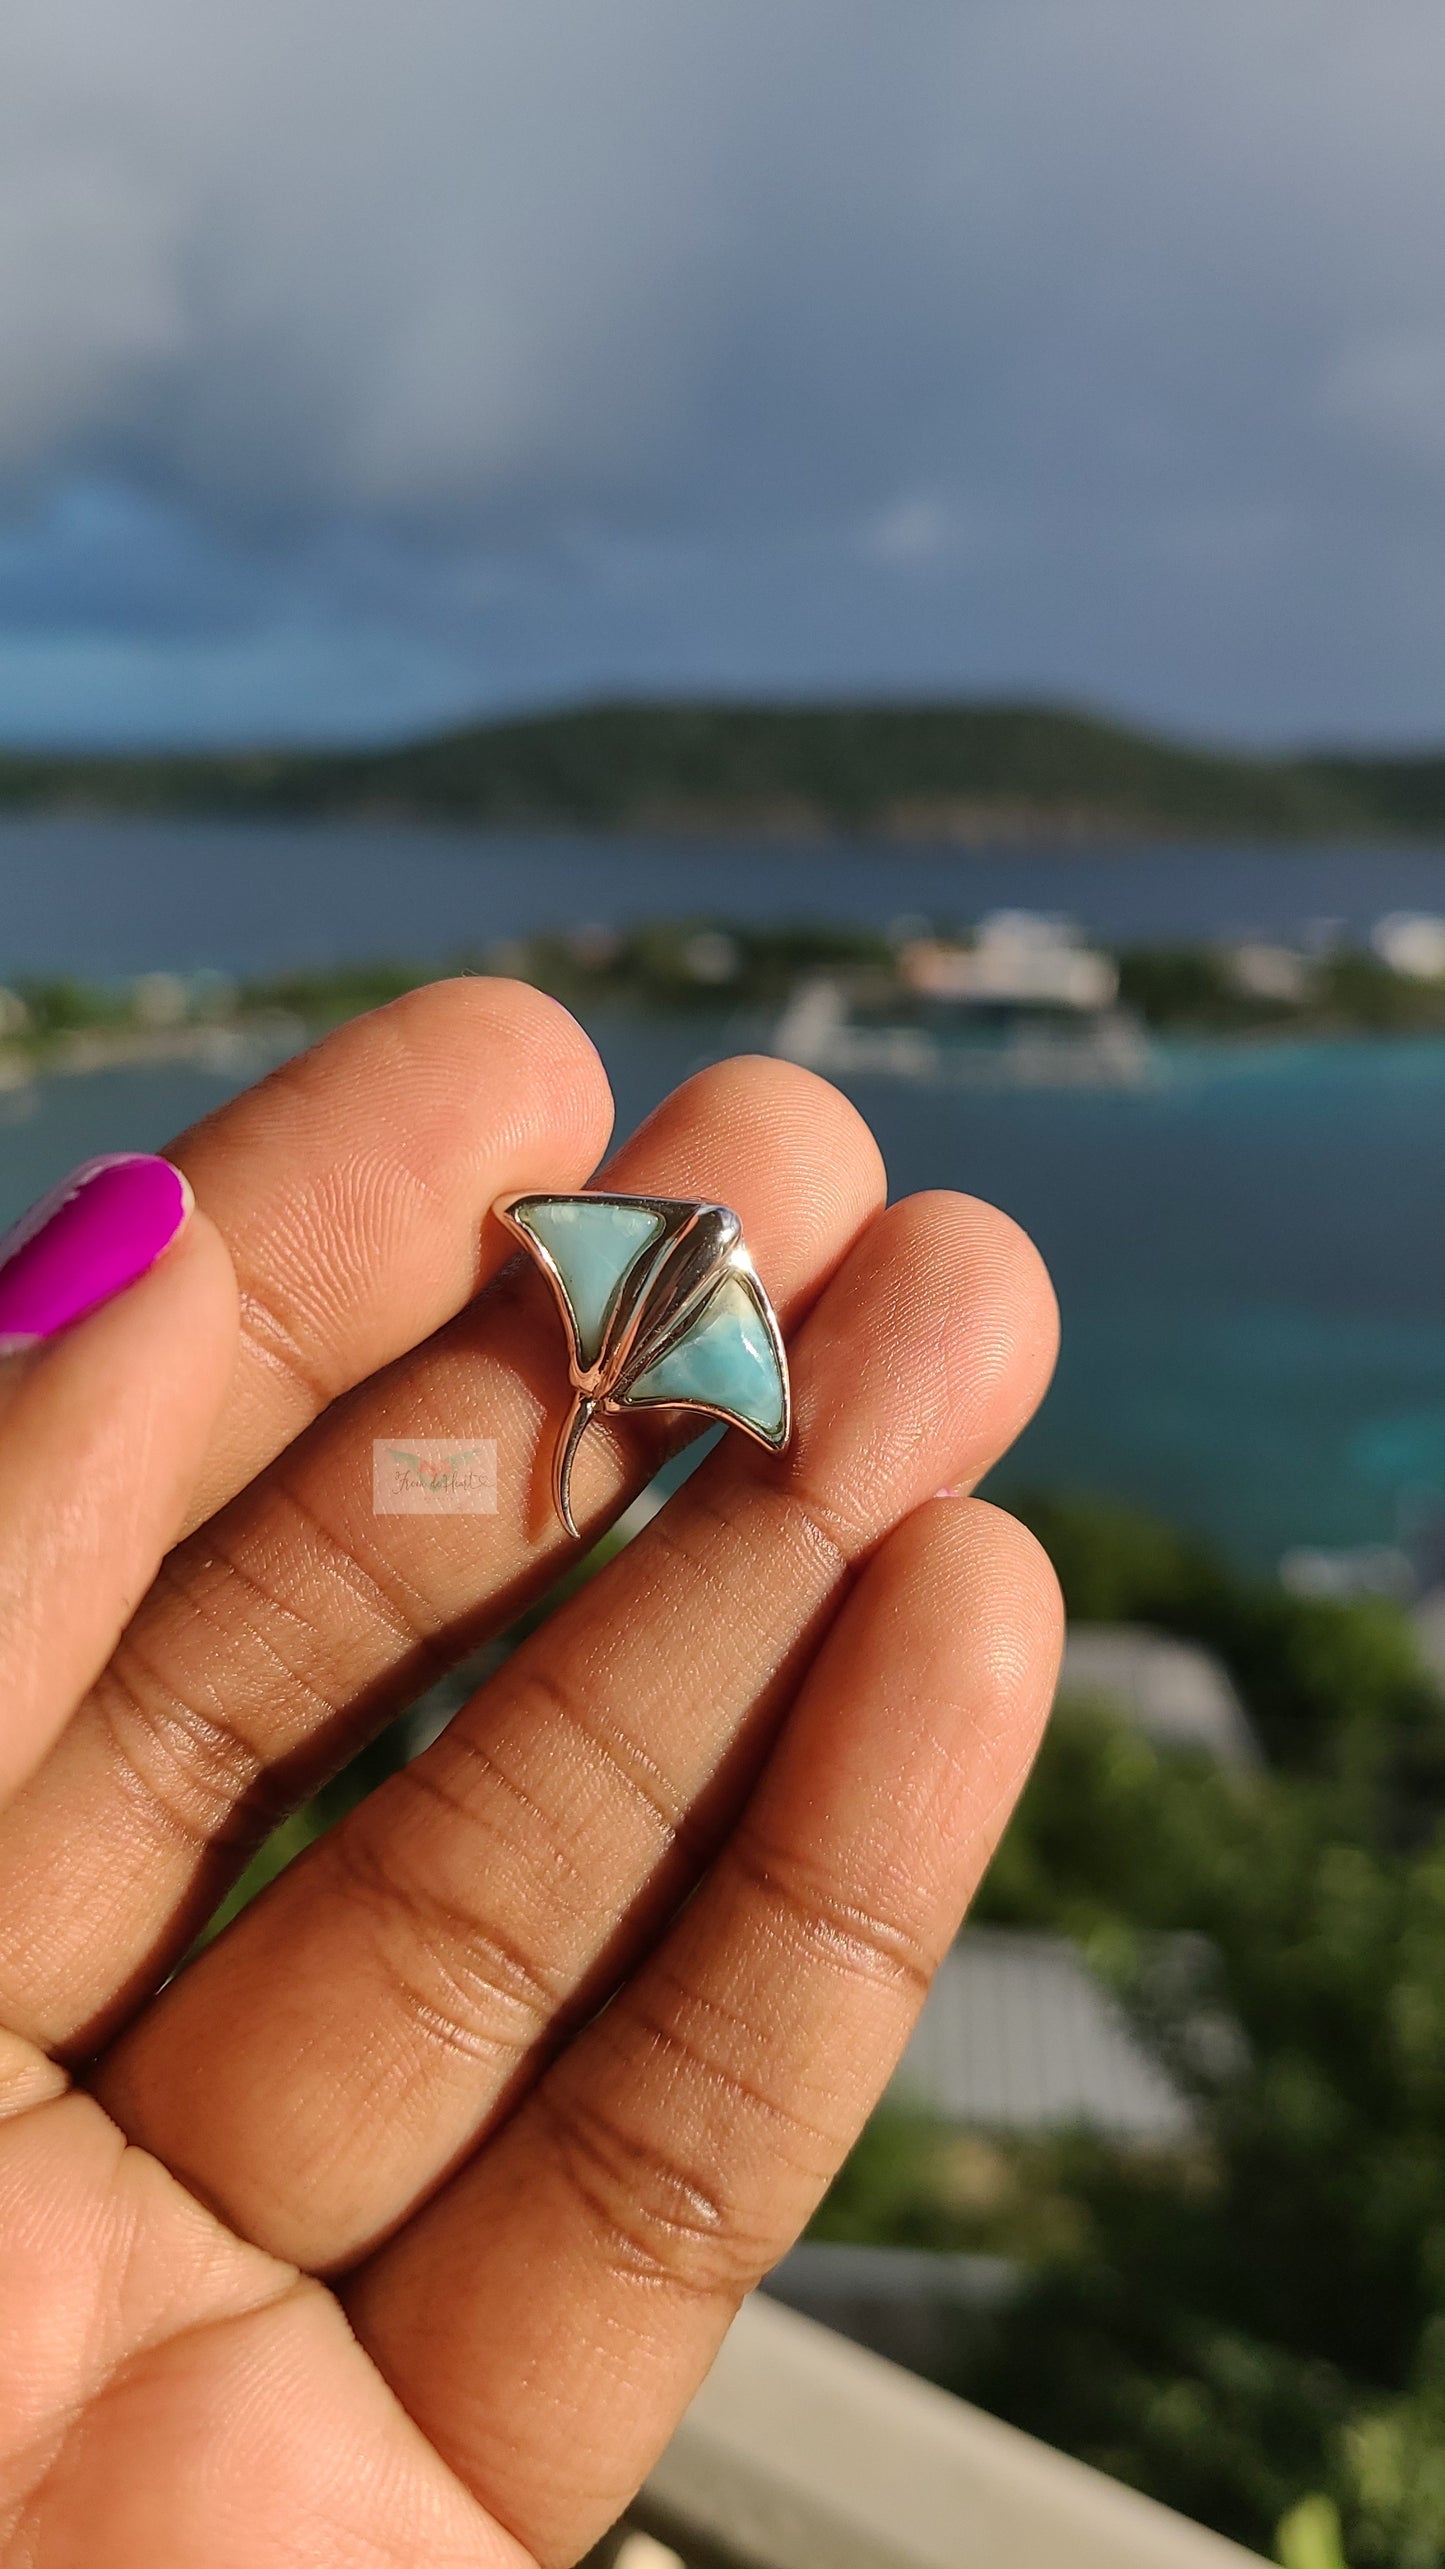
888, 1928, 1193, 2145
1058, 1622, 1261, 1768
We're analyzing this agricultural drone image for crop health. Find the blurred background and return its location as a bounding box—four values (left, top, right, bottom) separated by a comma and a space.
10, 7, 1445, 2564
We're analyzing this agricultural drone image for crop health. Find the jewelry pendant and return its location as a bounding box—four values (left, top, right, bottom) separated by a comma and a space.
495, 1191, 791, 1538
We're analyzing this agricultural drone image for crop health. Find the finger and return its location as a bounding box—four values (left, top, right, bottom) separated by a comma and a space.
0, 2059, 525, 2568
95, 1190, 1057, 2268
166, 975, 614, 1528
0, 1058, 885, 2053
345, 1499, 1062, 2564
0, 1169, 237, 1805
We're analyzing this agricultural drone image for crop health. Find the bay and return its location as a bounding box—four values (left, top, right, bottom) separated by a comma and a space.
6, 815, 1445, 976
5, 817, 1445, 1570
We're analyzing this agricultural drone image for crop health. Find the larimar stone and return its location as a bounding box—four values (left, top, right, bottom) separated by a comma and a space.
514, 1198, 664, 1365
628, 1271, 786, 1440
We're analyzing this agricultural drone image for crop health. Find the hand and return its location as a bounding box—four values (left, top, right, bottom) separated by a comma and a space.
0, 980, 1060, 2568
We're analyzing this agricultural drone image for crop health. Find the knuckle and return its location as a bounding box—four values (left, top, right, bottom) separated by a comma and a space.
234, 1276, 342, 1418
325, 1796, 563, 2067
731, 1831, 934, 2005
507, 1658, 687, 1857
91, 1646, 275, 1857
772, 1479, 859, 1579
265, 1476, 437, 1661
88, 1472, 429, 1865
538, 2075, 775, 2300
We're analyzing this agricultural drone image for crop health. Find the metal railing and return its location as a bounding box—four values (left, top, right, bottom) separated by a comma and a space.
587, 2291, 1270, 2569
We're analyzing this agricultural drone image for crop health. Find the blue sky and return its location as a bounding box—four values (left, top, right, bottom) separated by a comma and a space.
3, 0, 1445, 749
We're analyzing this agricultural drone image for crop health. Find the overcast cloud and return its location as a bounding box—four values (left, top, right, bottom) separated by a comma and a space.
2, 0, 1445, 744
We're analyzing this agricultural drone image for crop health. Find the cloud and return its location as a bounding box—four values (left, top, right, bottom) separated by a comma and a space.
1324, 331, 1445, 473
3, 0, 1445, 741
860, 499, 962, 570
0, 0, 918, 528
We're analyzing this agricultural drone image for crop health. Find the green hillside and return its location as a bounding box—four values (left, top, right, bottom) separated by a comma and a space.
0, 697, 1438, 840
1305, 748, 1445, 840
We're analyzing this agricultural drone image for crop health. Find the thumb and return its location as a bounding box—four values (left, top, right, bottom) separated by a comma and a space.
0, 1156, 239, 1806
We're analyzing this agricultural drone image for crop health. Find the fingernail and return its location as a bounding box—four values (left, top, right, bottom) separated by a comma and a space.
0, 1155, 192, 1355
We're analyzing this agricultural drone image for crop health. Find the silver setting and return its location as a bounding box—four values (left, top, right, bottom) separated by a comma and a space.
495, 1190, 791, 1539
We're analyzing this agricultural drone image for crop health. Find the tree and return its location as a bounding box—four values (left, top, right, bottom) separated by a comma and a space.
815, 1497, 1445, 2564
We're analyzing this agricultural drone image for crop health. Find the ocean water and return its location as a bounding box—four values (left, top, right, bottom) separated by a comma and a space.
4, 1010, 1445, 1571
5, 818, 1445, 1569
8, 813, 1445, 973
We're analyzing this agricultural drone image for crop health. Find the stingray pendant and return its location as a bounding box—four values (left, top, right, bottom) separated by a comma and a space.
495, 1191, 791, 1538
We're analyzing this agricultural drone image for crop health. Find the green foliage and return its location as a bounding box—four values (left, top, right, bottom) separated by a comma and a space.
1307, 752, 1445, 844
0, 696, 1415, 837
1010, 1488, 1218, 1623
11, 928, 1445, 1060
0, 923, 897, 1070
1345, 2324, 1445, 2569
806, 2107, 967, 2250
933, 1496, 1445, 2562
1010, 1491, 1445, 1804
809, 1495, 1445, 2560
518, 918, 890, 1014
955, 1698, 1445, 2558
1117, 945, 1282, 1031
235, 959, 428, 1023
1116, 946, 1445, 1038
1317, 953, 1445, 1035
1279, 2496, 1350, 2569
13, 976, 131, 1037
192, 1725, 414, 1950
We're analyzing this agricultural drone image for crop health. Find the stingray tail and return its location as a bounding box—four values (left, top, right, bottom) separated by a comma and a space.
553, 1391, 596, 1540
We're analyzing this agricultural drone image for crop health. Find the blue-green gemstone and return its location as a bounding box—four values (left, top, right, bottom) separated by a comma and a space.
516, 1199, 664, 1365
628, 1272, 786, 1440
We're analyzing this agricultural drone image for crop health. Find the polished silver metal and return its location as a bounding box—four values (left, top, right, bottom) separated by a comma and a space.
495, 1190, 791, 1539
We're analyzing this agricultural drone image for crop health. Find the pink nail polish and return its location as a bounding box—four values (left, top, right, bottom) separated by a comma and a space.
0, 1155, 192, 1355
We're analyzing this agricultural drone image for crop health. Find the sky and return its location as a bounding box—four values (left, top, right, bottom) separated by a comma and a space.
4, 1, 1445, 750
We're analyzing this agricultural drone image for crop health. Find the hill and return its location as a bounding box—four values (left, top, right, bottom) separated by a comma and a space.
0, 698, 1439, 841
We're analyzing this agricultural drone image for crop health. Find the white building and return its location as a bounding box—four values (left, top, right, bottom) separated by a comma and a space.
888, 1929, 1194, 2147
1057, 1623, 1262, 1768
899, 913, 1117, 1011
1224, 943, 1312, 1005
1372, 912, 1445, 979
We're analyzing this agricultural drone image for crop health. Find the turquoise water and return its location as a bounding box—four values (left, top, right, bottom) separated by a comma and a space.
856, 1036, 1445, 1565
8, 816, 1445, 1568
5, 1021, 1445, 1570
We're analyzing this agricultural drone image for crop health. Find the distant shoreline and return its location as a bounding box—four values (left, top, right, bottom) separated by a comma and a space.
9, 915, 1445, 1088
0, 798, 1178, 850
5, 697, 1445, 845
0, 1018, 307, 1093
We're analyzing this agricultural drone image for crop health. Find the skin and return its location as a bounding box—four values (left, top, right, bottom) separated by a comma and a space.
0, 979, 1062, 2569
